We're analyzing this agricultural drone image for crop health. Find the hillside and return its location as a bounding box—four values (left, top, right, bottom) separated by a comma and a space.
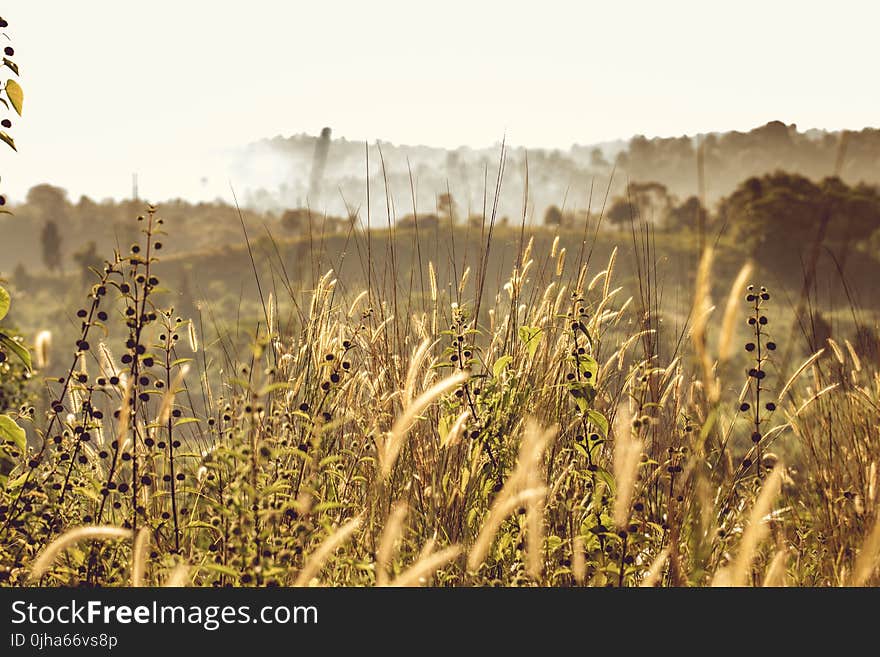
236, 121, 880, 219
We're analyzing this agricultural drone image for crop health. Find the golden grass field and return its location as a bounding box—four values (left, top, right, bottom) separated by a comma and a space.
1, 197, 879, 589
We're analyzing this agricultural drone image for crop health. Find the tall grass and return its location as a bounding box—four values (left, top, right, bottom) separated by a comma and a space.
1, 184, 879, 589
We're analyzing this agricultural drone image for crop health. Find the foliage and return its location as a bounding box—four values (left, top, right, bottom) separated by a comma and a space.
0, 13, 21, 197
1, 205, 878, 588
719, 172, 880, 256
0, 15, 30, 489
0, 282, 33, 488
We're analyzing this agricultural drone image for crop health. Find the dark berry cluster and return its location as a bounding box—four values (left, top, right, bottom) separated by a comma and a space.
739, 285, 777, 478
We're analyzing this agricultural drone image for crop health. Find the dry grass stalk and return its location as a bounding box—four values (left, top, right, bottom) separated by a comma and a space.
572, 535, 587, 585
131, 527, 150, 587
612, 403, 642, 529
440, 408, 471, 449
468, 487, 547, 572
640, 548, 670, 587
762, 548, 788, 587
116, 375, 134, 448
850, 508, 880, 586
521, 420, 554, 580
712, 464, 784, 587
34, 330, 52, 369
690, 247, 717, 400
389, 545, 462, 587
718, 261, 753, 363
380, 371, 468, 477
29, 526, 132, 581
603, 247, 618, 300
294, 516, 362, 586
844, 339, 861, 372
555, 247, 566, 277
869, 462, 877, 508
187, 320, 199, 352
157, 364, 190, 425
163, 563, 191, 587
778, 350, 825, 401
403, 338, 436, 405
376, 502, 408, 586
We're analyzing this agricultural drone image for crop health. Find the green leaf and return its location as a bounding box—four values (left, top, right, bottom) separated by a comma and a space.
0, 130, 15, 151
0, 333, 30, 370
5, 471, 28, 490
437, 414, 450, 442
492, 355, 513, 378
0, 414, 26, 453
75, 484, 104, 504
568, 380, 596, 404
185, 521, 216, 531
586, 410, 609, 438
3, 57, 19, 76
518, 325, 543, 358
5, 78, 23, 115
0, 285, 9, 321
201, 562, 240, 578
577, 354, 599, 381
594, 467, 616, 496
546, 535, 564, 553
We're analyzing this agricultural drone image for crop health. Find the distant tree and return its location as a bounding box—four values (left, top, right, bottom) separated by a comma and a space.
12, 263, 31, 290
543, 205, 563, 226
74, 194, 99, 233
590, 147, 609, 169
628, 181, 672, 219
606, 198, 637, 228
665, 196, 708, 232
607, 181, 672, 229
27, 183, 68, 222
399, 213, 439, 231
72, 241, 102, 286
466, 214, 483, 229
40, 220, 62, 272
718, 172, 880, 259
823, 178, 880, 244
437, 193, 456, 222
281, 208, 310, 233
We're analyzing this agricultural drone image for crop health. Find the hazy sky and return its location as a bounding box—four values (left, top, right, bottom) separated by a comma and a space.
2, 0, 878, 202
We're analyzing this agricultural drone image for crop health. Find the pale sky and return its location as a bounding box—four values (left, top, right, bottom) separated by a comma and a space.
1, 0, 877, 203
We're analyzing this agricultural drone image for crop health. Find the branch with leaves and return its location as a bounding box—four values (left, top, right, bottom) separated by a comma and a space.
0, 14, 28, 484
0, 282, 32, 486
0, 13, 22, 209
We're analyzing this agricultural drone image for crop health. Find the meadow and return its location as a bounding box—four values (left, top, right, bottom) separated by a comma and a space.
1, 176, 879, 588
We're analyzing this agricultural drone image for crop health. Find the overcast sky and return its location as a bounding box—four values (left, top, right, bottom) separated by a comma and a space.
1, 0, 877, 202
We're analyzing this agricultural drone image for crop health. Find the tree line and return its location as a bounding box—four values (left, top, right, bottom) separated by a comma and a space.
544, 171, 880, 266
